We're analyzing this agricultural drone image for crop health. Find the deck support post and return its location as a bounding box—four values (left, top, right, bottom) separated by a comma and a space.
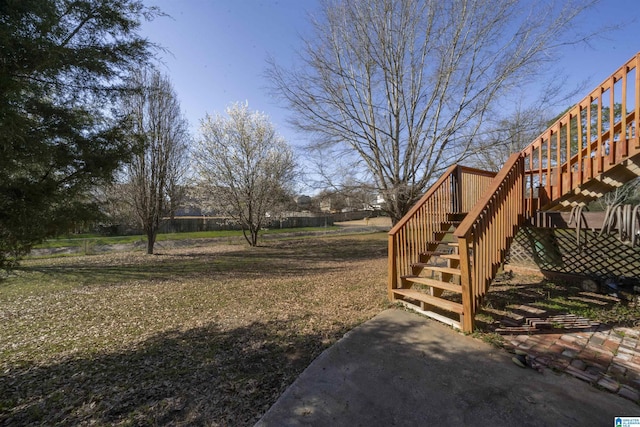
458, 235, 474, 333
388, 233, 398, 301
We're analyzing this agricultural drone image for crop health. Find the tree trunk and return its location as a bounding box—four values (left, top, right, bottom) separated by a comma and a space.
146, 229, 156, 254
387, 194, 415, 226
241, 228, 254, 247
250, 228, 259, 247
389, 212, 402, 227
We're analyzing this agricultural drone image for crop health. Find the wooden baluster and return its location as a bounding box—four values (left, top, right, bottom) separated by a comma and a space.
636, 53, 640, 149
609, 76, 616, 166
622, 67, 628, 158
586, 97, 593, 180
597, 94, 603, 174
577, 105, 584, 186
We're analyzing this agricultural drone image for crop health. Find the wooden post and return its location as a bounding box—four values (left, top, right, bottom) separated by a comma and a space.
555, 129, 561, 199
586, 98, 593, 180
597, 93, 603, 173
546, 136, 552, 198
388, 233, 397, 301
577, 105, 584, 185
566, 115, 572, 191
458, 234, 474, 333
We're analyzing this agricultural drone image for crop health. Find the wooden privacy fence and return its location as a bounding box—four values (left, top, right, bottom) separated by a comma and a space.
522, 52, 640, 212
454, 153, 525, 332
388, 165, 496, 297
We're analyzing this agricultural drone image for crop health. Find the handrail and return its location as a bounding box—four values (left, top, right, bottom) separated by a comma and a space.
450, 52, 640, 332
388, 164, 458, 236
454, 153, 525, 332
522, 51, 640, 214
388, 52, 640, 333
523, 111, 635, 176
388, 165, 496, 299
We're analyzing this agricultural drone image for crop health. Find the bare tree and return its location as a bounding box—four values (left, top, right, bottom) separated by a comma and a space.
122, 69, 190, 254
268, 0, 596, 224
471, 105, 552, 172
194, 102, 297, 246
470, 72, 589, 172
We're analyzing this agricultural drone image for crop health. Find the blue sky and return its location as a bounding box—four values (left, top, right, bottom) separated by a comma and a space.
141, 0, 317, 146
140, 0, 640, 158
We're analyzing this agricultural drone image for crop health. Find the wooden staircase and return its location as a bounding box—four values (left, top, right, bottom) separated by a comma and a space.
389, 51, 640, 333
392, 212, 466, 328
387, 164, 498, 330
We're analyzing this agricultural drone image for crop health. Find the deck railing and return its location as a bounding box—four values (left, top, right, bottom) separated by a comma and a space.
454, 153, 525, 332
522, 52, 640, 214
388, 165, 496, 298
388, 52, 640, 333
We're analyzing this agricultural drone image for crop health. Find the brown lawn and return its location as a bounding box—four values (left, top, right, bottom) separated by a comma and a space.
0, 233, 389, 426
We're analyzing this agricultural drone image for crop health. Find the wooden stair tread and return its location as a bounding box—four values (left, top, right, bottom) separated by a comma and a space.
412, 261, 452, 268
392, 288, 463, 313
440, 253, 460, 260
425, 240, 453, 246
402, 275, 463, 293
419, 251, 451, 257
423, 266, 461, 276
445, 242, 471, 249
433, 231, 455, 239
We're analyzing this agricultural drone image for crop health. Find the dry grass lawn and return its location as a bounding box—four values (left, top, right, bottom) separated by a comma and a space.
0, 233, 389, 426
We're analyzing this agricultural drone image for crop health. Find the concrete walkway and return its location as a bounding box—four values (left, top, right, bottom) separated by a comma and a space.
256, 309, 638, 426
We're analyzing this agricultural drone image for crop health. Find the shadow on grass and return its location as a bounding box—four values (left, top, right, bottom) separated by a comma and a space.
2, 309, 635, 426
11, 235, 389, 288
475, 273, 640, 334
224, 235, 389, 264
0, 317, 350, 426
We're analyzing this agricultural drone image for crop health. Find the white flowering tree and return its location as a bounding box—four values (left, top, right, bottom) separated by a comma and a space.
194, 103, 297, 246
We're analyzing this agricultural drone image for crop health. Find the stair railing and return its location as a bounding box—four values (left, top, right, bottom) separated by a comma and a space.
453, 153, 525, 332
388, 165, 496, 299
522, 52, 640, 215
389, 52, 639, 333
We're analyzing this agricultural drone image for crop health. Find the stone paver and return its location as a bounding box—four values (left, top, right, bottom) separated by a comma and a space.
500, 316, 640, 405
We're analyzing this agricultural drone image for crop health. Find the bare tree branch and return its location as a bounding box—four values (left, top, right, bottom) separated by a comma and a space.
267, 0, 598, 223
119, 68, 190, 254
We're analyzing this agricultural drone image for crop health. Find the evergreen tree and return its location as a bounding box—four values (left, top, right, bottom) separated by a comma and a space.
0, 0, 158, 268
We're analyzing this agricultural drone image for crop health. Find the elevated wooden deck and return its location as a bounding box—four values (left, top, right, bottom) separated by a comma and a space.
389, 52, 640, 332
